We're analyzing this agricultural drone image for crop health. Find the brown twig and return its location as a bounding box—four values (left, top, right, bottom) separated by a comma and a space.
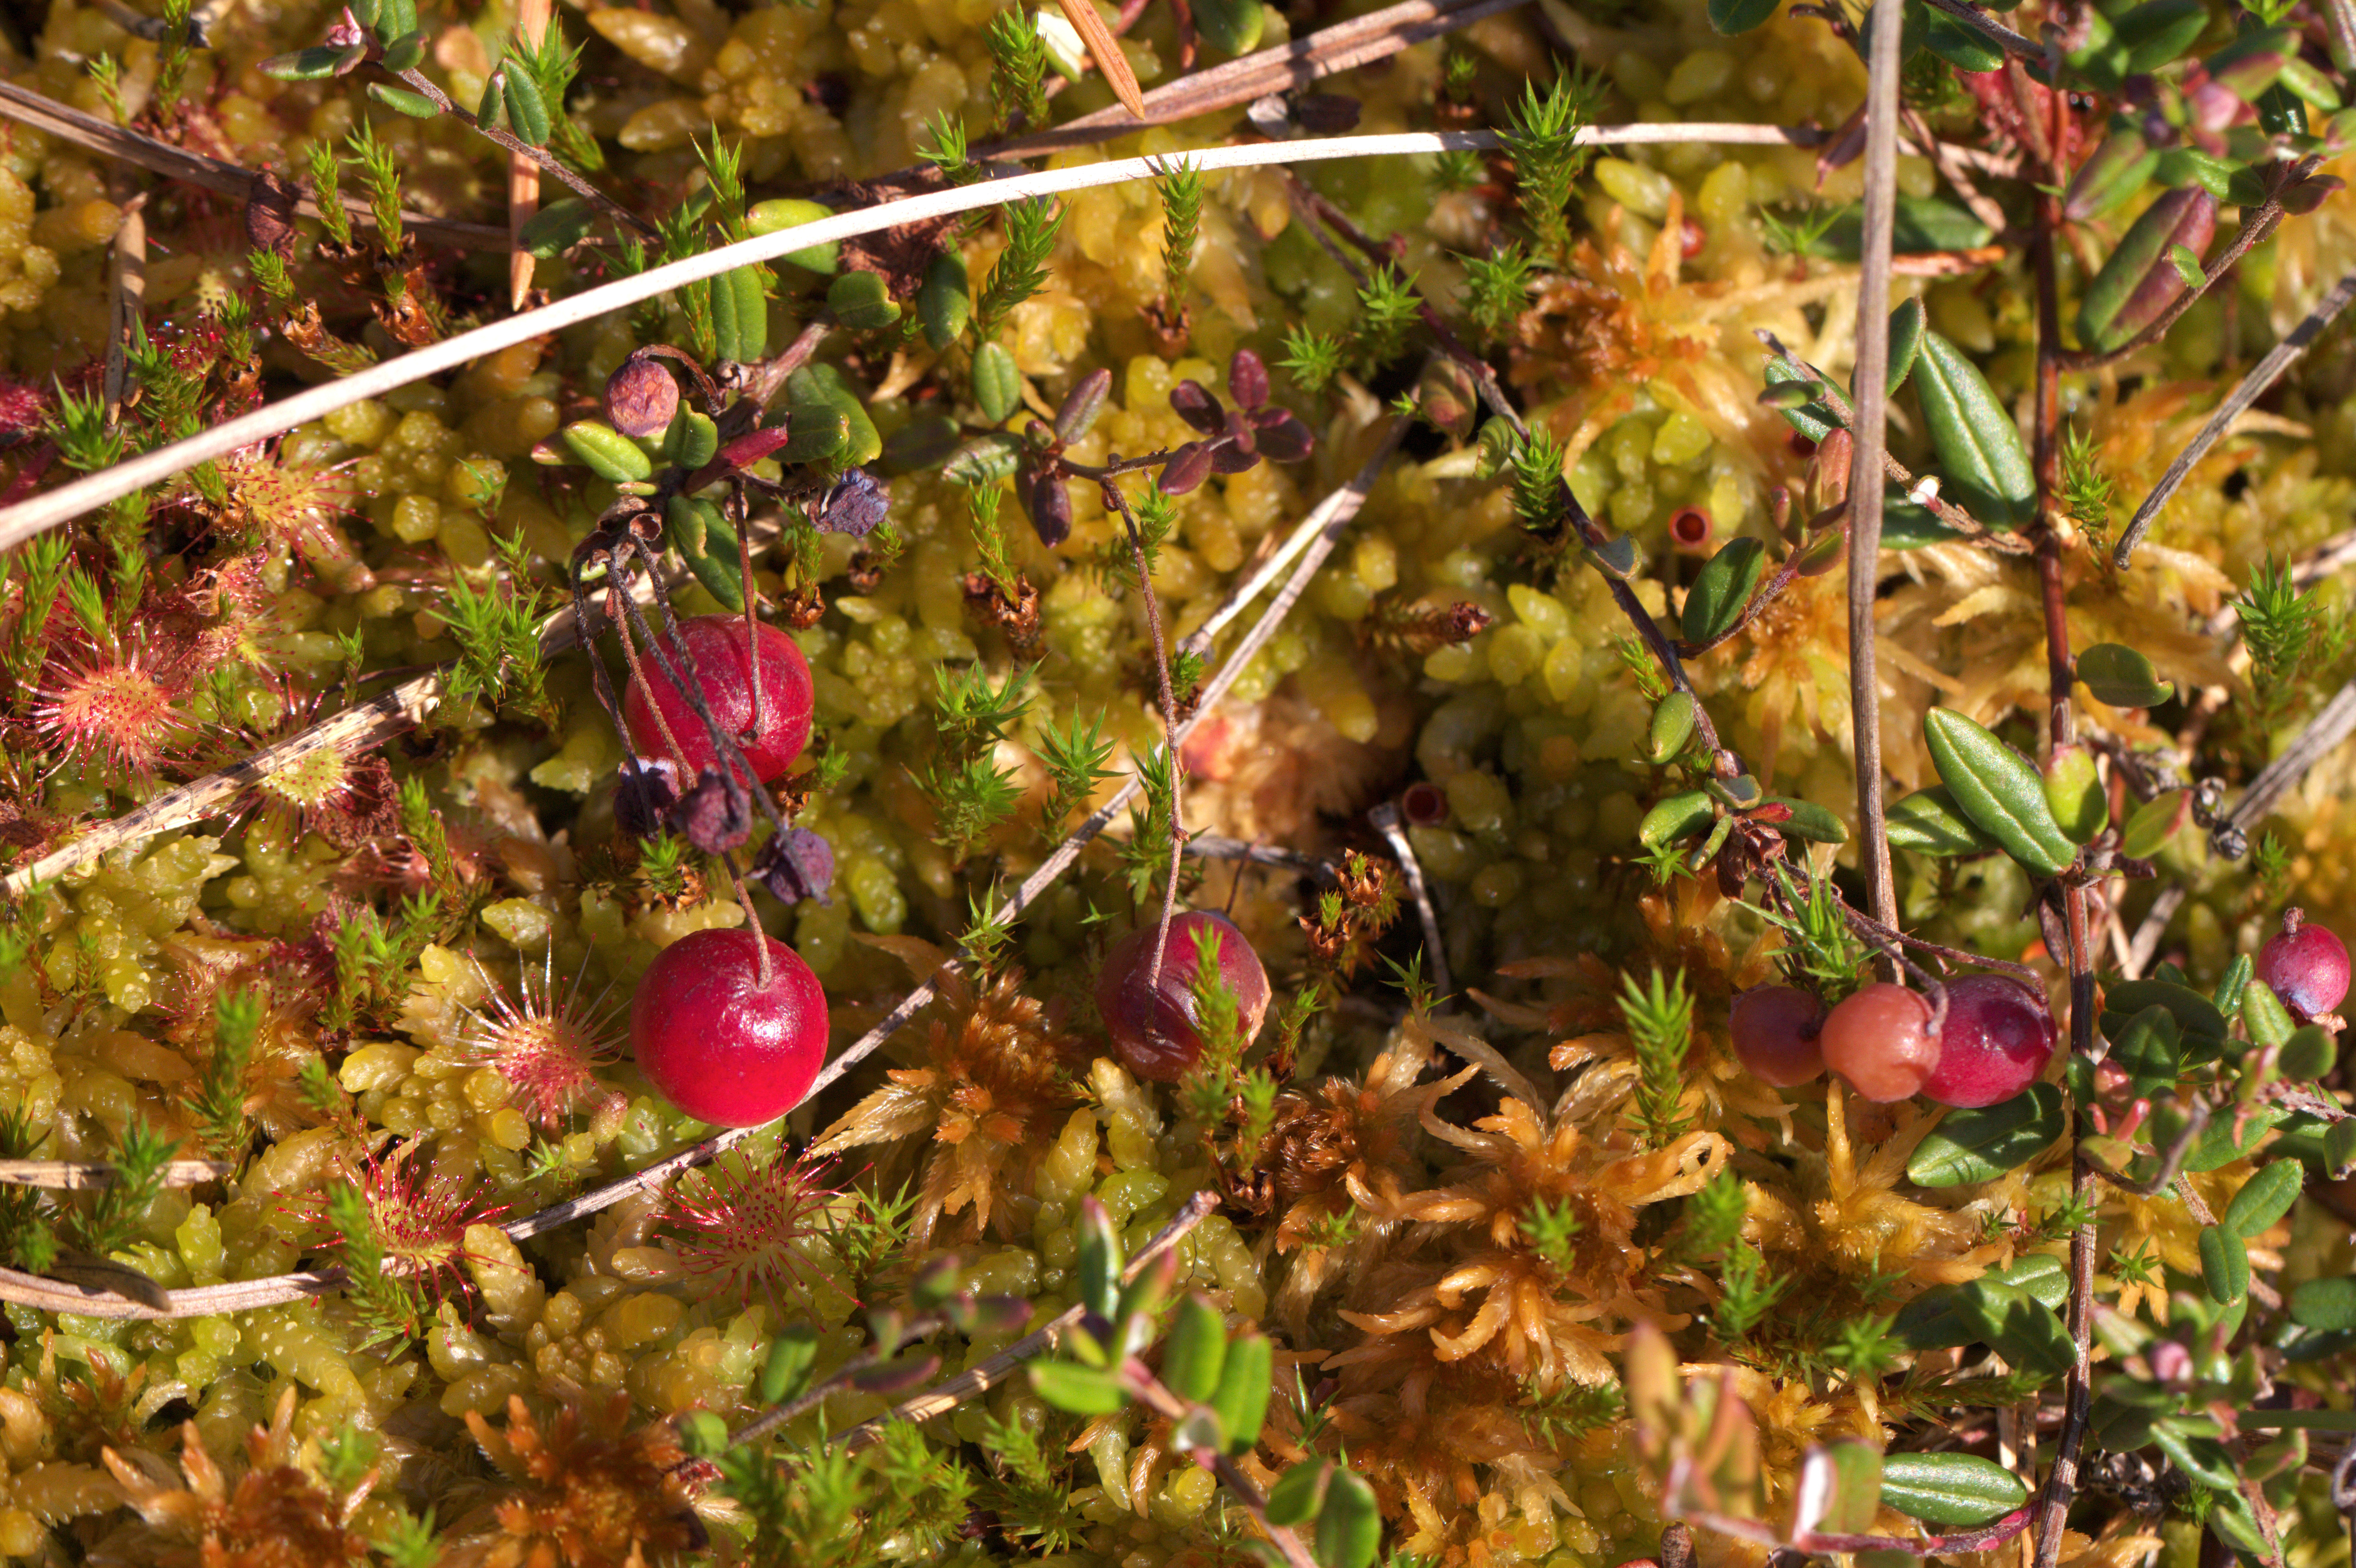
0, 80, 507, 252
1849, 0, 1905, 942
387, 65, 657, 239
103, 193, 147, 426
1103, 481, 1188, 1008
835, 1192, 1217, 1451
1369, 801, 1451, 1000
0, 1159, 230, 1189
2114, 265, 2356, 569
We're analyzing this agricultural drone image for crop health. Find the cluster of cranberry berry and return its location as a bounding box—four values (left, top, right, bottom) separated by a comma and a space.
1732, 911, 2350, 1109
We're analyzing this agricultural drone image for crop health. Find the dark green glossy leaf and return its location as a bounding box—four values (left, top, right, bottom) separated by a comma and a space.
2115, 0, 2207, 71
1956, 1277, 2076, 1377
2243, 978, 2296, 1049
1264, 1461, 1330, 1527
2200, 1223, 2249, 1301
1880, 1452, 2031, 1526
377, 28, 425, 71
1912, 333, 2036, 527
1160, 1294, 1227, 1404
1762, 360, 1838, 441
2183, 1106, 2286, 1172
1908, 1083, 2066, 1187
1639, 790, 1716, 849
1645, 693, 1699, 764
260, 44, 355, 80
2281, 1024, 2337, 1081
1708, 0, 1779, 32
1988, 1252, 2069, 1310
2291, 1276, 2356, 1331
2121, 787, 2187, 858
1886, 786, 1999, 856
2104, 977, 2226, 1041
1193, 0, 1265, 54
2223, 1159, 2302, 1237
518, 196, 597, 258
1764, 797, 1847, 845
1030, 1359, 1131, 1414
1681, 537, 1767, 646
2154, 146, 2239, 198
1211, 1330, 1273, 1454
2076, 642, 2176, 708
973, 341, 1024, 424
1315, 1468, 1382, 1568
1795, 1440, 1883, 1538
880, 414, 963, 475
2107, 1005, 2184, 1091
826, 269, 902, 332
2065, 125, 2160, 221
1923, 708, 2077, 875
1885, 298, 1927, 392
1924, 5, 2005, 69
501, 67, 552, 147
367, 81, 439, 117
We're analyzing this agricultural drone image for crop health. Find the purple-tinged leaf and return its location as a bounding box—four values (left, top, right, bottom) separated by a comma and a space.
1159, 442, 1213, 494
1227, 347, 1270, 410
1169, 379, 1224, 434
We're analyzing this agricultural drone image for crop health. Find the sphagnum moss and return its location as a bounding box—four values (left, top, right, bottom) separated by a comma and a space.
0, 0, 2352, 1563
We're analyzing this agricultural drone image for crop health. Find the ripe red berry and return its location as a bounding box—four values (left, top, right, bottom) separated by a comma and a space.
630, 928, 828, 1127
1730, 985, 1826, 1087
1819, 982, 1941, 1103
1094, 912, 1271, 1082
1919, 974, 2056, 1108
2257, 909, 2351, 1022
624, 614, 813, 785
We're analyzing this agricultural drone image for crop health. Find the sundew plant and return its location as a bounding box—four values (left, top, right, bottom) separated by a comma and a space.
5, 0, 2356, 1563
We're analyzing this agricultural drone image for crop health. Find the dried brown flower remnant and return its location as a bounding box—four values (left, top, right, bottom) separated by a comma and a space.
445, 1390, 702, 1568
814, 942, 1084, 1246
96, 1388, 371, 1568
244, 170, 299, 260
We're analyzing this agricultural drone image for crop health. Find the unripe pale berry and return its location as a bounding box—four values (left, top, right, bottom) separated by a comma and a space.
631, 928, 828, 1127
1730, 985, 1826, 1087
1819, 983, 1941, 1103
1919, 974, 2056, 1108
1094, 912, 1270, 1082
624, 614, 814, 785
2257, 909, 2351, 1022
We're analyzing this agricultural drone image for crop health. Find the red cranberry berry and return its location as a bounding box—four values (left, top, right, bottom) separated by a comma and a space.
1919, 974, 2056, 1108
1819, 982, 1941, 1103
2257, 908, 2351, 1022
1730, 985, 1826, 1088
631, 928, 828, 1126
624, 614, 813, 785
1094, 912, 1271, 1082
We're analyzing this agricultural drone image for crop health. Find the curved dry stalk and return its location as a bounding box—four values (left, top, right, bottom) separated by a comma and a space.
2114, 265, 2356, 570
1848, 0, 1905, 942
0, 123, 1818, 556
1369, 801, 1450, 1000
0, 1263, 344, 1320
0, 1159, 229, 1189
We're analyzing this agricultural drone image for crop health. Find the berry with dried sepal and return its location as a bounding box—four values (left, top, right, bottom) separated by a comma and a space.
1730, 984, 1825, 1087
630, 928, 829, 1127
1920, 974, 2056, 1108
1093, 911, 1271, 1081
2257, 909, 2350, 1023
1819, 982, 1941, 1102
623, 614, 814, 784
605, 352, 680, 439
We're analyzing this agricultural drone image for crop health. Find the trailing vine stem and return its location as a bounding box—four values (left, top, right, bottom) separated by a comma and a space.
383, 64, 657, 238
1101, 479, 1188, 1013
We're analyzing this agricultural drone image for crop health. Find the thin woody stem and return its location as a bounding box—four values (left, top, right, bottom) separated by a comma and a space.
609, 576, 692, 775
388, 65, 657, 237
723, 859, 776, 990
1105, 480, 1188, 1004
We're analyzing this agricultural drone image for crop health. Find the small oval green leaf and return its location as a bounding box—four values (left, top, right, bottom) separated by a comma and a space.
973, 341, 1024, 425
1763, 797, 1847, 845
1886, 786, 2000, 856
2243, 978, 2296, 1049
1030, 1359, 1131, 1415
1264, 1461, 1331, 1528
1955, 1276, 2076, 1376
2292, 1276, 2356, 1331
1880, 1452, 2031, 1527
1988, 1252, 2070, 1310
367, 81, 439, 117
1638, 790, 1716, 849
748, 197, 842, 273
1160, 1294, 1228, 1405
2223, 1160, 2303, 1238
1923, 708, 2078, 876
2199, 1224, 2248, 1302
1885, 298, 1926, 393
826, 269, 902, 332
2115, 0, 2208, 71
1315, 1468, 1383, 1568
1908, 1083, 2066, 1187
1681, 537, 1767, 646
2076, 642, 2175, 708
919, 251, 971, 350
2121, 789, 2187, 860
1645, 693, 1699, 764
1211, 1329, 1273, 1455
1193, 0, 1266, 54
2042, 742, 2107, 845
519, 196, 597, 259
1708, 0, 1779, 32
1912, 333, 2037, 528
2105, 977, 2226, 1040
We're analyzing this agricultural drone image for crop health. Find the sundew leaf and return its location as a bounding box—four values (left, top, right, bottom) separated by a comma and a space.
1922, 709, 2077, 875
1908, 1083, 2065, 1187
